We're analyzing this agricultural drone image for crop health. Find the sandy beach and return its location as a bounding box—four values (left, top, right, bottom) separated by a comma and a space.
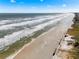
13, 13, 75, 59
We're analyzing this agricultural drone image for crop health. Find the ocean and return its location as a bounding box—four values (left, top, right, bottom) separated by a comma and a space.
0, 13, 61, 50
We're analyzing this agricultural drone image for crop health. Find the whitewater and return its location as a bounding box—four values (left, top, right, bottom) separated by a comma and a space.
0, 13, 68, 50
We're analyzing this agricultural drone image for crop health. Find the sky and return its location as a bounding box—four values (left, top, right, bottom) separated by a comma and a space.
0, 0, 79, 13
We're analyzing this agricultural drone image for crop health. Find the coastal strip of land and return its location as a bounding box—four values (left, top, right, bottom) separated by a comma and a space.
14, 13, 75, 59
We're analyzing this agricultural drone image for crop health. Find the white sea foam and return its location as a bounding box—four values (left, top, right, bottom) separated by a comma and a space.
0, 15, 54, 26
0, 13, 75, 50
0, 15, 61, 30
5, 13, 75, 59
0, 14, 63, 50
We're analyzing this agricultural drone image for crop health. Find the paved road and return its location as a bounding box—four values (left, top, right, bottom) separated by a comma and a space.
14, 13, 75, 59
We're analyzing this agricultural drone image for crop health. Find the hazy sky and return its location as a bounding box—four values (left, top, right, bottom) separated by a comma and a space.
0, 0, 79, 13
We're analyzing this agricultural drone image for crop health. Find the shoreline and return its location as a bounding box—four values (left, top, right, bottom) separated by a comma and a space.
6, 27, 55, 59
6, 38, 36, 59
14, 13, 75, 59
0, 14, 72, 59
6, 26, 56, 59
